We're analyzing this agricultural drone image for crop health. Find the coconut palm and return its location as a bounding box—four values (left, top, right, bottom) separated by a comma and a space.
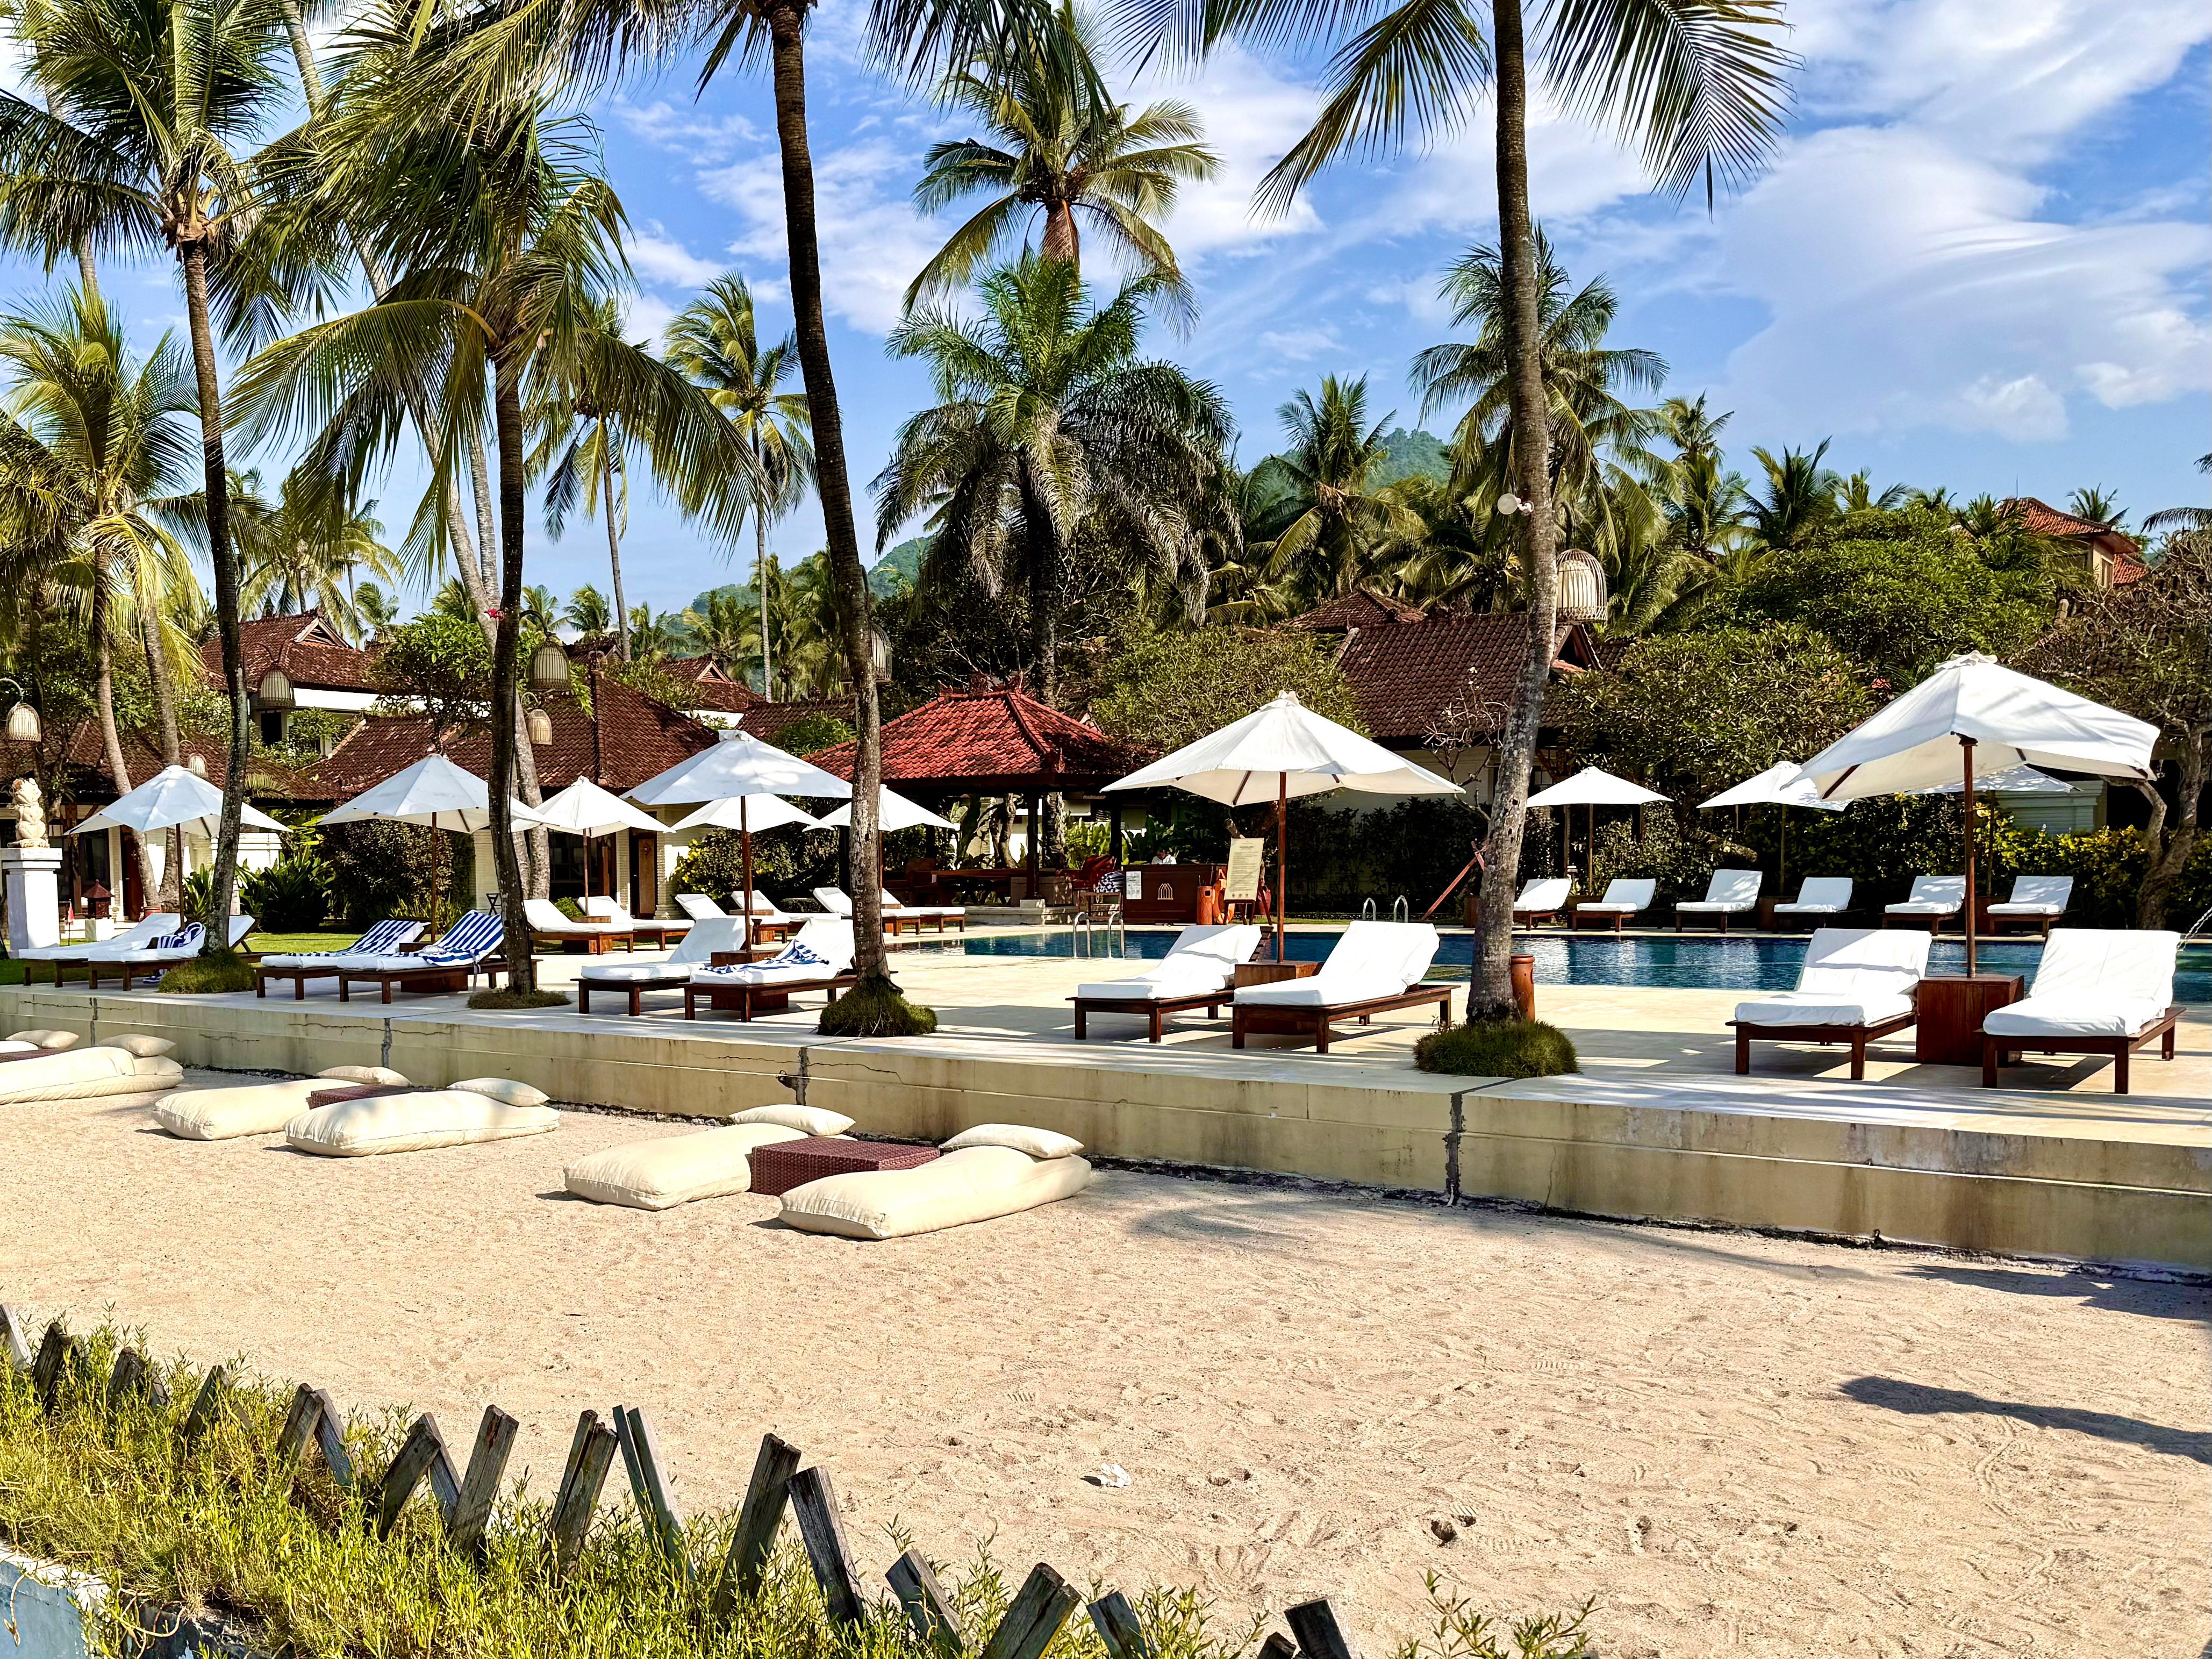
2066, 485, 2123, 529
1745, 441, 1842, 551
353, 580, 403, 639
0, 285, 199, 902
665, 274, 813, 695
906, 0, 1217, 324
1118, 0, 1791, 1017
2142, 454, 2210, 549
233, 468, 402, 641
1250, 375, 1422, 606
0, 0, 327, 938
874, 253, 1231, 714
679, 587, 759, 674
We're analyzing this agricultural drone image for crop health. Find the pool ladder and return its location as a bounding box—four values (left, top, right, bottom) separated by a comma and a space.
1358, 897, 1412, 923
1072, 898, 1125, 959
2184, 904, 2212, 946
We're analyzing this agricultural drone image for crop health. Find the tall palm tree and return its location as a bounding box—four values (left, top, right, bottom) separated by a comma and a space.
874, 253, 1230, 714
666, 273, 813, 694
1119, 0, 1791, 1016
233, 468, 402, 641
1745, 440, 1842, 551
234, 88, 749, 994
2066, 485, 2123, 528
2141, 454, 2210, 550
0, 0, 318, 939
0, 284, 199, 903
906, 0, 1217, 323
1838, 469, 1908, 512
679, 587, 758, 673
1252, 375, 1422, 606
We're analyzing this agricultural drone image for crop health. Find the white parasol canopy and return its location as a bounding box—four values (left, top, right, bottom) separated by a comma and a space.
817, 787, 958, 832
72, 765, 288, 838
1797, 653, 2156, 971
1526, 766, 1667, 809
1700, 762, 1845, 812
668, 793, 823, 835
1911, 763, 2076, 796
321, 754, 546, 834
532, 777, 668, 837
628, 730, 853, 806
1105, 692, 1459, 956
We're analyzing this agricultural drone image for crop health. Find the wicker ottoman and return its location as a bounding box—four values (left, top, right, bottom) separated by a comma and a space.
749, 1136, 939, 1198
304, 1083, 415, 1109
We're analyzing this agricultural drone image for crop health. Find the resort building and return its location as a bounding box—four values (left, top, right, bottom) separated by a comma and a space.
1998, 497, 2147, 588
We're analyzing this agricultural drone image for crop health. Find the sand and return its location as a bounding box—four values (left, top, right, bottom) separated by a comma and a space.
2, 1079, 2204, 1659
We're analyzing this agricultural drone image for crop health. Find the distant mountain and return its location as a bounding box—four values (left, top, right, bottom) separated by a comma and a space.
1373, 427, 1451, 487
871, 539, 925, 598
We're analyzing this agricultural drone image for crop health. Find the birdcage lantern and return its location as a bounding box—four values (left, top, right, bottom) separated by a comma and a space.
254, 668, 296, 712
1557, 549, 1607, 623
526, 707, 554, 746
529, 636, 571, 694
1, 679, 39, 743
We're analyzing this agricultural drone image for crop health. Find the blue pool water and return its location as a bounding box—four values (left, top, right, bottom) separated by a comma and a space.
921, 929, 2212, 1002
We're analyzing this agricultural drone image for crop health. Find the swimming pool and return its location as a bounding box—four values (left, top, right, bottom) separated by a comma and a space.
921, 928, 2212, 1002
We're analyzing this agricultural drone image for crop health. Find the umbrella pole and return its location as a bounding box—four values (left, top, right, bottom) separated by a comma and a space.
1961, 736, 1977, 976
1275, 773, 1287, 963
426, 817, 441, 933
741, 797, 755, 953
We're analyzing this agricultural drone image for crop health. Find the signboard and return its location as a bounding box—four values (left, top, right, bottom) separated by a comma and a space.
1223, 837, 1265, 902
1124, 869, 1142, 901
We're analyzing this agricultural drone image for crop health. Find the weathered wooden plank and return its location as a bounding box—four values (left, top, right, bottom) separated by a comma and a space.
786, 1466, 866, 1626
275, 1384, 322, 1465
181, 1366, 228, 1445
1088, 1592, 1150, 1659
0, 1305, 32, 1370
1256, 1633, 1299, 1659
978, 1562, 1082, 1659
449, 1405, 520, 1558
713, 1432, 801, 1617
547, 1410, 619, 1578
1285, 1600, 1358, 1659
889, 1548, 967, 1651
107, 1347, 147, 1408
30, 1321, 67, 1401
311, 1389, 353, 1490
614, 1406, 689, 1576
376, 1413, 459, 1539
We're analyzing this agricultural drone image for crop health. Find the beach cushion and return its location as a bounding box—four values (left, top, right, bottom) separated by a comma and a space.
777, 1145, 1093, 1240
563, 1123, 808, 1210
1982, 929, 2178, 1040
318, 1064, 411, 1086
1679, 870, 1763, 911
1775, 877, 1854, 913
729, 1104, 855, 1136
5, 1029, 80, 1052
676, 892, 727, 921
693, 920, 856, 985
1988, 875, 2074, 914
285, 1091, 558, 1157
1733, 990, 1917, 1028
0, 1048, 181, 1106
1236, 921, 1437, 1008
102, 1034, 176, 1059
1576, 878, 1656, 914
1075, 923, 1260, 1001
1735, 928, 1928, 1028
584, 918, 746, 982
942, 1123, 1084, 1159
1514, 878, 1571, 912
452, 1077, 549, 1108
1887, 875, 1965, 913
154, 1077, 333, 1141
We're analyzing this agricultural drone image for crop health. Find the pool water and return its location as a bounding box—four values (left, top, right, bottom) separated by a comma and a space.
925, 929, 2212, 1003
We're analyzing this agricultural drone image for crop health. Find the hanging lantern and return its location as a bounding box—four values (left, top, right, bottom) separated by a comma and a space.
526, 707, 554, 746
186, 754, 208, 778
529, 636, 572, 693
255, 667, 296, 711
1556, 549, 1608, 623
2, 681, 40, 743
868, 626, 892, 684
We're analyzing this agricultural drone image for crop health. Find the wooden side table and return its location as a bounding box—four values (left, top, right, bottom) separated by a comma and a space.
1914, 974, 2023, 1066
1235, 960, 1318, 988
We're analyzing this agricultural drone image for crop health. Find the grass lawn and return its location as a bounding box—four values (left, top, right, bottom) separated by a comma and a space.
0, 931, 357, 986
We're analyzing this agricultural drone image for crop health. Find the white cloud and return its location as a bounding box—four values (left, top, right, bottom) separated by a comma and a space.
617, 101, 763, 165
622, 291, 679, 347
1125, 45, 1327, 261
1258, 324, 1340, 361
626, 225, 724, 289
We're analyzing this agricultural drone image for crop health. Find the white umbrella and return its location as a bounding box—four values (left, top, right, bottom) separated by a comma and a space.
1912, 764, 2075, 796
1105, 691, 1459, 957
1698, 762, 1846, 902
817, 787, 958, 833
321, 754, 545, 927
533, 778, 670, 902
71, 765, 288, 839
1798, 652, 2157, 971
628, 730, 853, 806
1526, 766, 1667, 889
667, 793, 822, 834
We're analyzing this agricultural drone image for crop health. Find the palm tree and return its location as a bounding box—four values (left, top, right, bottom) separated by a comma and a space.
1252, 375, 1421, 606
233, 87, 749, 995
0, 284, 198, 903
906, 0, 1217, 323
1120, 0, 1791, 1017
875, 253, 1230, 713
666, 274, 813, 695
2141, 454, 2210, 550
1745, 441, 1842, 551
0, 0, 319, 939
353, 580, 403, 639
2067, 485, 2123, 528
680, 587, 758, 675
233, 468, 402, 642
534, 297, 650, 657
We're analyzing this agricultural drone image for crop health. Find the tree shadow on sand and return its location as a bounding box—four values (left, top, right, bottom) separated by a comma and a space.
1902, 1263, 2210, 1324
1841, 1376, 2211, 1464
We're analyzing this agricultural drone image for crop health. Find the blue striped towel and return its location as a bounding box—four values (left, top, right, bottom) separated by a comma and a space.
420, 910, 504, 965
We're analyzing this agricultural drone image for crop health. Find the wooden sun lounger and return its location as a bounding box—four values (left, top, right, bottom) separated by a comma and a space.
1070, 988, 1229, 1042
576, 972, 695, 1016
683, 973, 858, 1021
1231, 983, 1455, 1054
338, 958, 509, 1003
1981, 1006, 2182, 1095
1730, 1009, 1919, 1082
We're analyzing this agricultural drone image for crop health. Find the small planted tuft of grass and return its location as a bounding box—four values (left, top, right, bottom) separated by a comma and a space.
467, 987, 570, 1010
156, 948, 257, 995
818, 971, 937, 1038
1414, 1019, 1579, 1078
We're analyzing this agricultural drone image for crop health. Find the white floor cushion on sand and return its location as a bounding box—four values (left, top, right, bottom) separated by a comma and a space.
563, 1124, 808, 1210
286, 1091, 557, 1157
0, 1048, 183, 1106
450, 1077, 549, 1108
728, 1104, 854, 1136
6, 1029, 80, 1053
778, 1146, 1092, 1241
156, 1078, 333, 1141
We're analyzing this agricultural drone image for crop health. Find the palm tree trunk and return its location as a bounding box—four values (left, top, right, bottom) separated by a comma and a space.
1018, 462, 1066, 865
603, 440, 631, 660
486, 352, 534, 992
1041, 200, 1080, 266
89, 577, 158, 908
756, 468, 772, 698
180, 238, 249, 943
1469, 0, 1560, 1021
137, 570, 184, 908
765, 0, 886, 983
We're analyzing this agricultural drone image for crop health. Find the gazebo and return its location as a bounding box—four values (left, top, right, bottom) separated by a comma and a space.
808, 676, 1150, 892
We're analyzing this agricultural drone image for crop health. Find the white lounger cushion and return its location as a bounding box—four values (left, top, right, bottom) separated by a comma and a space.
676, 893, 728, 920
0, 1047, 182, 1106
1576, 878, 1656, 915
692, 919, 855, 985
525, 898, 626, 935
1987, 875, 2074, 916
1774, 876, 1854, 914
1983, 929, 2178, 1039
1678, 870, 1763, 912
584, 918, 746, 981
1235, 921, 1438, 1008
1886, 875, 1965, 914
13, 914, 181, 960
778, 1145, 1093, 1240
5, 1029, 80, 1052
156, 1077, 334, 1140
286, 1091, 558, 1156
1734, 928, 1930, 1028
1074, 923, 1261, 1001
563, 1123, 808, 1209
1514, 878, 1571, 912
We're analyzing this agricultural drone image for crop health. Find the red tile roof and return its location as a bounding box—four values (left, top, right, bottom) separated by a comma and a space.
2000, 498, 2146, 584
662, 655, 757, 715
808, 677, 1149, 792
1291, 588, 1428, 631
1, 724, 311, 806
202, 611, 381, 692
308, 670, 717, 800
1293, 602, 1602, 746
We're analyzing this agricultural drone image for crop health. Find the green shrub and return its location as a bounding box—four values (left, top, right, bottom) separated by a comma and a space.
156, 947, 256, 995
239, 855, 331, 931
177, 869, 217, 926
1415, 1018, 1579, 1078
769, 711, 856, 756
468, 986, 569, 1010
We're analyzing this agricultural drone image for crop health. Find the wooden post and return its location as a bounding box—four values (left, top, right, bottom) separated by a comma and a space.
547, 1410, 619, 1577
181, 1366, 228, 1445
311, 1390, 354, 1490
32, 1321, 81, 1414
979, 1563, 1082, 1659
450, 1405, 521, 1558
715, 1432, 801, 1615
1256, 1635, 1298, 1659
376, 1412, 460, 1538
614, 1405, 689, 1575
786, 1465, 866, 1626
1088, 1592, 1150, 1659
0, 1305, 31, 1370
275, 1384, 323, 1465
1285, 1599, 1358, 1659
889, 1548, 967, 1651
1960, 735, 1978, 976
106, 1347, 164, 1410
1275, 772, 1288, 962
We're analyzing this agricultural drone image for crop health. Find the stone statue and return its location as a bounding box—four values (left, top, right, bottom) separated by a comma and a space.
10, 776, 47, 847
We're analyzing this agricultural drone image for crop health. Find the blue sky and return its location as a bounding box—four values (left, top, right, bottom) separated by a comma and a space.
7, 0, 2208, 617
